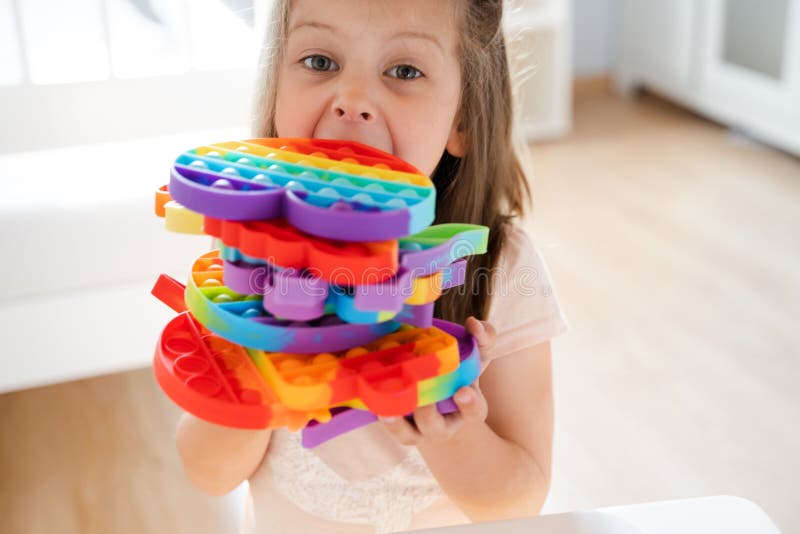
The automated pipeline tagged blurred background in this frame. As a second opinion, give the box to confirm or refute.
[1,0,798,532]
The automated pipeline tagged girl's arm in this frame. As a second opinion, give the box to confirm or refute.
[382,319,554,522]
[422,342,553,521]
[176,413,271,496]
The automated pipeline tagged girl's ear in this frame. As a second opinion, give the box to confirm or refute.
[445,122,466,158]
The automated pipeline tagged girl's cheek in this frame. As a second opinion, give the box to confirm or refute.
[275,84,315,136]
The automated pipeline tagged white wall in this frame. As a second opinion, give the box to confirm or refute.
[572,0,620,76]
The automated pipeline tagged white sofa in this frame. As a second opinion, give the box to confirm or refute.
[0,130,242,393]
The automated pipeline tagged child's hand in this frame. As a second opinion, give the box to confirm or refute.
[380,317,496,445]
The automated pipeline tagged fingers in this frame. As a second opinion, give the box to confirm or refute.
[466,316,496,352]
[381,317,492,447]
[415,404,459,441]
[380,386,488,445]
[381,405,461,445]
[453,385,488,423]
[466,316,497,372]
[380,415,422,446]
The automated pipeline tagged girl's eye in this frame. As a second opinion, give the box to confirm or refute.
[302,55,339,72]
[386,64,424,81]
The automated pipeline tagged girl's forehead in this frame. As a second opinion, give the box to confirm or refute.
[288,0,460,42]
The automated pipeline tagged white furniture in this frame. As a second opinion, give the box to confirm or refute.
[411,496,781,533]
[0,130,242,393]
[505,0,573,140]
[615,0,800,156]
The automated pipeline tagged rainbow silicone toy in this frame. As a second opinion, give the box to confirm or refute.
[168,139,436,241]
[152,138,488,447]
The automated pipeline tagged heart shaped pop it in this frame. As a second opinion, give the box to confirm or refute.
[168,139,436,241]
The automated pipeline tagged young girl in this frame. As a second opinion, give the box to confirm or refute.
[177,0,567,532]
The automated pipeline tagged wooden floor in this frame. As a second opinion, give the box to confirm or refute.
[1,83,798,533]
[531,82,800,531]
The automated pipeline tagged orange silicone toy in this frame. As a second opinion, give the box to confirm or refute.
[203,217,399,285]
[249,324,460,416]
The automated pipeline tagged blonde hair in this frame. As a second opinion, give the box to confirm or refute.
[252,0,532,324]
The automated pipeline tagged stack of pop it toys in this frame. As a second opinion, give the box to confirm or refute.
[151,138,489,447]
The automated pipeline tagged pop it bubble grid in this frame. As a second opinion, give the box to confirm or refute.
[245,138,422,175]
[185,251,400,354]
[246,323,461,417]
[231,139,429,184]
[154,311,332,430]
[169,139,436,241]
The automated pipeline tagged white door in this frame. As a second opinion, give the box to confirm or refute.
[700,0,800,117]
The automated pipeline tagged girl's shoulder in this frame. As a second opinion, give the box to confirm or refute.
[493,222,551,287]
[485,222,568,360]
[498,222,538,270]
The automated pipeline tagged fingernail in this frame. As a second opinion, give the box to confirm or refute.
[381,417,399,423]
[455,390,473,404]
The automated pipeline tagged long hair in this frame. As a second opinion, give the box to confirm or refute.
[252,0,532,324]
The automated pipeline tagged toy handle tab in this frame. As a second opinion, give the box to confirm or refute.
[152,274,187,313]
[301,397,459,448]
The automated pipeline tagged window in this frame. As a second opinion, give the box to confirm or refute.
[0,0,264,153]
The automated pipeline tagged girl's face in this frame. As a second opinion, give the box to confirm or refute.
[275,0,464,177]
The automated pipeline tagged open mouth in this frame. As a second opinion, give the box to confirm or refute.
[315,132,394,158]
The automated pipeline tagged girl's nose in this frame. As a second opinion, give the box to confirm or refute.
[331,88,376,123]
